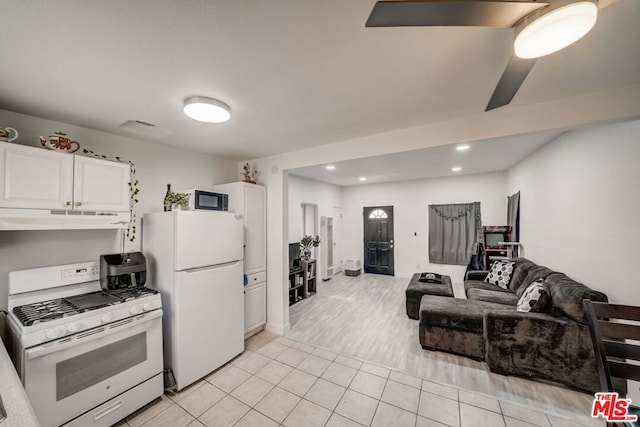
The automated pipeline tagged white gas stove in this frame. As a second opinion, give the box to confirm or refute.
[7,261,164,427]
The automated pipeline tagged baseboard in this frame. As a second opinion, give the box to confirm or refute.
[244,325,265,339]
[265,321,290,336]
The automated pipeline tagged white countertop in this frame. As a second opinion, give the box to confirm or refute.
[0,337,40,427]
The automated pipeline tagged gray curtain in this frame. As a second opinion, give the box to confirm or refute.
[507,191,520,258]
[429,202,481,265]
[507,191,520,241]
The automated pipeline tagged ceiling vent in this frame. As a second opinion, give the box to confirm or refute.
[118,120,171,138]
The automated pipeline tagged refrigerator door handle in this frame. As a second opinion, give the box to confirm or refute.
[182,261,242,273]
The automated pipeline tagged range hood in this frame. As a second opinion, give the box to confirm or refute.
[0,208,130,230]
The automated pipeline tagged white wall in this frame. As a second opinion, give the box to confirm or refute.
[287,174,343,274]
[288,175,342,243]
[507,119,640,304]
[342,172,507,283]
[0,109,238,322]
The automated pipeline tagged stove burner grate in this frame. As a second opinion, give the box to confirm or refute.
[108,286,158,302]
[12,286,159,326]
[12,299,82,326]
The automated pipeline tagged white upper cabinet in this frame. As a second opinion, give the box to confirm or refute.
[0,141,130,212]
[73,156,130,212]
[0,141,74,209]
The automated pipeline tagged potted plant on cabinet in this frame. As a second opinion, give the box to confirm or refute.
[300,235,320,260]
[163,184,190,211]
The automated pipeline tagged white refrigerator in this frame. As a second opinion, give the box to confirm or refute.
[143,210,244,391]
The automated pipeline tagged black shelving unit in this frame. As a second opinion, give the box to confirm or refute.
[301,259,317,297]
[288,268,305,306]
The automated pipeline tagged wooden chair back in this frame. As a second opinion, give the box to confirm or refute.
[583,299,640,393]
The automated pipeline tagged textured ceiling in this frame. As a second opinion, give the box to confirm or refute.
[0,0,638,160]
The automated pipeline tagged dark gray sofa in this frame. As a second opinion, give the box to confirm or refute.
[419,257,608,392]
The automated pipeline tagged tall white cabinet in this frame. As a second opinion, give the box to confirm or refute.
[214,182,266,337]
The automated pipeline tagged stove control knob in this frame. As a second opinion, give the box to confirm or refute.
[67,323,80,333]
[46,329,62,340]
[142,302,154,312]
[101,313,114,324]
[130,305,143,315]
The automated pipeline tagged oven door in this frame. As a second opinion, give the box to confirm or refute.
[23,310,162,427]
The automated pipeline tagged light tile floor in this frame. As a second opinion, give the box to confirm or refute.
[117,331,604,427]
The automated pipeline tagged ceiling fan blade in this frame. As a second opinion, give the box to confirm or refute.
[485,55,537,111]
[366,1,548,28]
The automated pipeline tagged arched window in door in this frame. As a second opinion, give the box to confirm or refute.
[368,209,388,219]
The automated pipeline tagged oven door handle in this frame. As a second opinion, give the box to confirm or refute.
[25,310,163,361]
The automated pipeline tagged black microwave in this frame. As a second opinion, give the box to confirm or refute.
[181,189,229,211]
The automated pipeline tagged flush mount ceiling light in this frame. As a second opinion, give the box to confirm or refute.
[183,96,231,123]
[451,166,462,172]
[326,165,336,171]
[365,0,601,110]
[514,1,598,59]
[359,177,367,182]
[456,144,470,152]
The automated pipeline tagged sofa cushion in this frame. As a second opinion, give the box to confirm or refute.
[467,288,519,306]
[516,265,555,297]
[464,280,512,296]
[485,260,515,289]
[516,280,550,312]
[509,258,537,294]
[544,272,608,323]
[465,270,489,281]
[419,295,515,334]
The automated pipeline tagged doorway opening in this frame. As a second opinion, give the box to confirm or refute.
[301,203,318,259]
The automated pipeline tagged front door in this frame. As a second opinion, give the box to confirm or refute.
[363,206,394,275]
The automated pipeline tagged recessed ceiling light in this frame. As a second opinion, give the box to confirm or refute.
[514,1,598,59]
[326,165,336,171]
[183,96,231,123]
[456,144,470,152]
[451,167,462,172]
[359,177,367,182]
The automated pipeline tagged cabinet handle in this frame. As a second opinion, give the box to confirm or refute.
[75,201,82,207]
[65,201,72,206]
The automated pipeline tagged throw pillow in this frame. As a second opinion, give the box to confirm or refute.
[517,279,550,312]
[484,260,515,289]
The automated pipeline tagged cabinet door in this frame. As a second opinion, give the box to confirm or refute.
[73,156,130,212]
[243,184,266,274]
[0,142,74,209]
[244,281,266,333]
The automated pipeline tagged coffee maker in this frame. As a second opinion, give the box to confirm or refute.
[100,252,147,291]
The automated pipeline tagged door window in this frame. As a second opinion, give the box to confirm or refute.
[368,209,388,219]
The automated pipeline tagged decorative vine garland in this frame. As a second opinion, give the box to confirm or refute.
[430,204,475,221]
[82,149,140,241]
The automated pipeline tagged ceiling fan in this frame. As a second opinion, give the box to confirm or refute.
[366,0,601,111]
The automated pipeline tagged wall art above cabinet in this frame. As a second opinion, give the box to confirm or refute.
[0,141,130,230]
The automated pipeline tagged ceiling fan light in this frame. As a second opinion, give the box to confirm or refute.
[514,1,597,59]
[183,96,231,123]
